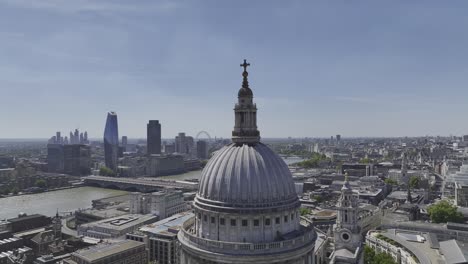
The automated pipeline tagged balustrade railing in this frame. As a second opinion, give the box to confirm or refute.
[179,217,315,255]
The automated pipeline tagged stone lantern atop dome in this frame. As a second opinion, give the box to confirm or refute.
[232,59,260,144]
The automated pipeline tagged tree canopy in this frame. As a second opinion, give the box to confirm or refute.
[299,207,311,216]
[409,176,420,189]
[384,178,398,186]
[99,166,116,177]
[35,179,47,188]
[428,200,463,223]
[360,157,372,164]
[364,245,397,264]
[293,153,329,168]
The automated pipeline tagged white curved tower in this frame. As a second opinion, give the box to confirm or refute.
[178,60,315,264]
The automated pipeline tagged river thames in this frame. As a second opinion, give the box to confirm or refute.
[0,157,304,219]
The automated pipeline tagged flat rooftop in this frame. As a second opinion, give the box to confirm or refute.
[73,240,144,262]
[373,229,444,264]
[80,214,157,231]
[76,207,129,219]
[139,212,194,235]
[440,239,468,264]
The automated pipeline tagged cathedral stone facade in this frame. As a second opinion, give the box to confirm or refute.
[178,61,316,264]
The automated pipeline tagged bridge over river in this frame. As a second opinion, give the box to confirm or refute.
[83,176,199,192]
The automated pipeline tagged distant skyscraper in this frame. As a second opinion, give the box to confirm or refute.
[84,131,88,143]
[56,132,61,144]
[122,136,128,152]
[336,134,341,142]
[74,129,79,144]
[175,133,187,154]
[196,140,208,159]
[104,112,119,171]
[147,120,161,155]
[80,132,84,144]
[70,132,74,144]
[186,136,194,156]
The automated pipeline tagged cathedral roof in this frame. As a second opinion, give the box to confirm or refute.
[197,142,298,208]
[238,87,253,97]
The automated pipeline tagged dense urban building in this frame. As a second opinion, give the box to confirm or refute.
[196,140,208,159]
[127,212,194,264]
[129,190,186,218]
[147,120,161,155]
[104,111,119,171]
[63,144,91,176]
[63,240,147,264]
[46,144,64,173]
[163,143,175,154]
[146,154,185,176]
[121,136,128,152]
[77,214,157,239]
[175,133,194,156]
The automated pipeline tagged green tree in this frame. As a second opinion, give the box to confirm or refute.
[428,200,463,223]
[99,166,116,177]
[300,207,311,216]
[409,176,420,189]
[312,195,323,203]
[1,187,10,195]
[11,187,19,195]
[200,160,209,168]
[384,178,398,186]
[35,179,47,188]
[373,252,397,264]
[360,157,371,164]
[364,246,375,264]
[293,153,330,168]
[364,245,397,264]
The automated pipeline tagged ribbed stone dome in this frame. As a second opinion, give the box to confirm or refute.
[197,143,298,207]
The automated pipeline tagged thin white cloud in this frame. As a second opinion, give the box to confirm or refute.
[0,0,180,14]
[334,96,376,104]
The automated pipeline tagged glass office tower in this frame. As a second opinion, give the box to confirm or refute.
[104,112,119,171]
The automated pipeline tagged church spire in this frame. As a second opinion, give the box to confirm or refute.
[232,59,260,145]
[240,59,250,89]
[342,171,351,190]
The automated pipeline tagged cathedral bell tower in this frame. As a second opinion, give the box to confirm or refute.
[232,59,260,145]
[334,173,361,252]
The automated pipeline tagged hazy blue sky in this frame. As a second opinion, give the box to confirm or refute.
[1,0,468,139]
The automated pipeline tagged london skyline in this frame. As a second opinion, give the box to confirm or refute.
[2,0,468,138]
